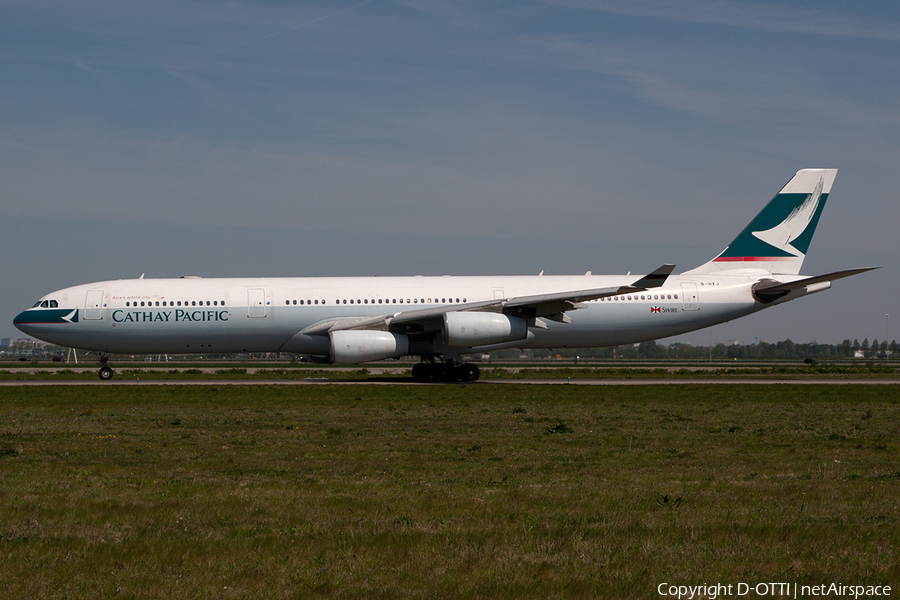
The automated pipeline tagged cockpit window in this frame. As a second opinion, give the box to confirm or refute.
[50,300,58,308]
[40,301,49,308]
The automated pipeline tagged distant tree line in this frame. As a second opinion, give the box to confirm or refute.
[493,338,898,361]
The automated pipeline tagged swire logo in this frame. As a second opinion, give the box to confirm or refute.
[651,306,661,313]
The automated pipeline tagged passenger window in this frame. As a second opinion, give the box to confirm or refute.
[674,294,678,299]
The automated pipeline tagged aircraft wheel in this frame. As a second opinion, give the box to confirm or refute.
[433,364,452,382]
[411,363,431,382]
[99,366,114,381]
[462,363,481,382]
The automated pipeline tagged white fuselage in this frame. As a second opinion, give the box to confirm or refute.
[14,271,793,359]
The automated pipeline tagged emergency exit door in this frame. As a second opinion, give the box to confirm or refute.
[681,283,700,311]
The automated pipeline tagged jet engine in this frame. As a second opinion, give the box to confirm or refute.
[443,312,528,347]
[330,330,409,363]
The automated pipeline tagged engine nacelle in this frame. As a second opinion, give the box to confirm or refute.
[443,312,528,347]
[330,330,409,363]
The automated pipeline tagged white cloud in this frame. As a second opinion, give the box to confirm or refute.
[545,0,900,41]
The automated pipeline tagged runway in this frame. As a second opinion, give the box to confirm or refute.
[2,378,899,386]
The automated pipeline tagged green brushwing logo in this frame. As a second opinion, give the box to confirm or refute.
[716,176,827,260]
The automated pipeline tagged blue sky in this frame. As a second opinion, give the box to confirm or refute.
[2,0,898,346]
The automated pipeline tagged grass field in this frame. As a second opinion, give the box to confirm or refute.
[1,384,898,598]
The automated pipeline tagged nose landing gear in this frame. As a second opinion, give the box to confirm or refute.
[98,353,114,381]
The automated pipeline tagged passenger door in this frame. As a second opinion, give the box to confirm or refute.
[84,289,105,320]
[248,288,267,318]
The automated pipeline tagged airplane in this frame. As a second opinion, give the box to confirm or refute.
[14,168,875,382]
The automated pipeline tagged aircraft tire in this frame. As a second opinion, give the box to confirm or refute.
[462,363,480,381]
[411,363,431,382]
[98,366,114,381]
[432,364,450,381]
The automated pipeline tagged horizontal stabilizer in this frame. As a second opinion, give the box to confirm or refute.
[753,267,878,303]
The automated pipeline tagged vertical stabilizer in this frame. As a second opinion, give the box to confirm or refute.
[685,168,837,275]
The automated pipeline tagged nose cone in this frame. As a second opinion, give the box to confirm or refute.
[14,306,80,342]
[13,309,38,336]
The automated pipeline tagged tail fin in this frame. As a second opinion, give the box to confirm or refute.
[685,168,837,276]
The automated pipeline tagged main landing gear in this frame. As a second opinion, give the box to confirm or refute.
[98,353,114,381]
[411,358,481,382]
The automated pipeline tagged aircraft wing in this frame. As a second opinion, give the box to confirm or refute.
[500,263,675,323]
[753,267,878,302]
[302,264,675,335]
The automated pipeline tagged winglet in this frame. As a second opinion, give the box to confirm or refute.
[628,264,675,290]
